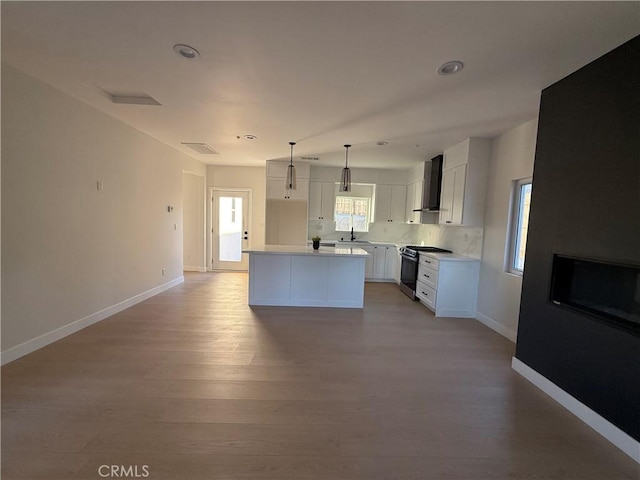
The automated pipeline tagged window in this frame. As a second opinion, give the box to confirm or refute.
[335,196,370,232]
[507,177,532,275]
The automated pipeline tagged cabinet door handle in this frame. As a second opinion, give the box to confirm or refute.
[446,221,452,224]
[423,274,429,278]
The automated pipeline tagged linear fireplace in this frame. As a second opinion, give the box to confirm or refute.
[550,253,640,335]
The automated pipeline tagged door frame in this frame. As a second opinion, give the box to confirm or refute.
[208,187,253,271]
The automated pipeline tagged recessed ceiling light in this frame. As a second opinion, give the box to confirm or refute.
[376,141,389,146]
[438,60,464,76]
[244,134,258,140]
[173,44,200,60]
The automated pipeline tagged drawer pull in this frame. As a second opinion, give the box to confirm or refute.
[423,274,430,278]
[421,291,428,296]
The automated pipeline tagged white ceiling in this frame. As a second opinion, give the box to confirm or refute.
[2,1,638,169]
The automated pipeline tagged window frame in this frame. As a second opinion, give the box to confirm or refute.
[506,177,533,276]
[334,195,371,233]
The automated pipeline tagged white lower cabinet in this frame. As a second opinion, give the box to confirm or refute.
[372,244,396,280]
[335,243,396,282]
[416,253,480,318]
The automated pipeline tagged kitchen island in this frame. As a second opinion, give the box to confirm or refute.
[243,245,369,308]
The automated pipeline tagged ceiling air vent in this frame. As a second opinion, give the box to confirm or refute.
[300,156,320,161]
[110,94,161,106]
[181,142,220,155]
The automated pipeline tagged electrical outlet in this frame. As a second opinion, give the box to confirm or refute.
[161,268,166,276]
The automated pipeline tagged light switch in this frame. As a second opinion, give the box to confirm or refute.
[97,181,103,191]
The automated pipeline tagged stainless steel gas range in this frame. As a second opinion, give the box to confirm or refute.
[399,245,452,299]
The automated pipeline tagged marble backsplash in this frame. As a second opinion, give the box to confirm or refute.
[308,220,484,259]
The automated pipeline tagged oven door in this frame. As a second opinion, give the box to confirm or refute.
[399,254,419,300]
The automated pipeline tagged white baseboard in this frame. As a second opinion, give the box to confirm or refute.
[512,357,640,464]
[475,312,517,342]
[1,276,185,365]
[183,265,207,272]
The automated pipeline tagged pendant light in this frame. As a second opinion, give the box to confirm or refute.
[340,144,352,192]
[285,141,297,192]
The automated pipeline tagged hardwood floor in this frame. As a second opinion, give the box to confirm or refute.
[2,272,638,479]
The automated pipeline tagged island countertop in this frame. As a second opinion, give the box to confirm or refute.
[243,245,369,257]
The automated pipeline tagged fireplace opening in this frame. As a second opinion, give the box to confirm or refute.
[550,254,640,335]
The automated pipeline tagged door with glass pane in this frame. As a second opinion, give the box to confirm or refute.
[211,190,250,271]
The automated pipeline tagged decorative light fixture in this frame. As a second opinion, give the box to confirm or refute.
[285,142,297,192]
[340,144,352,192]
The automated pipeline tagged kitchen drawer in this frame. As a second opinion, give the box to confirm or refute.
[418,264,438,289]
[416,281,436,311]
[419,254,439,271]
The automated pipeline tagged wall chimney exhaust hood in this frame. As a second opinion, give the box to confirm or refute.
[413,154,444,213]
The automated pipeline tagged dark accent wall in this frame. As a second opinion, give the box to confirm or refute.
[516,36,640,441]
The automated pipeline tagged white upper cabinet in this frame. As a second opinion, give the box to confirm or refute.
[439,164,466,225]
[266,160,310,201]
[308,181,336,220]
[267,161,310,179]
[406,180,424,224]
[267,177,309,200]
[439,138,490,227]
[375,184,407,223]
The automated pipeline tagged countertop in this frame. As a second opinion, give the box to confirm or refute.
[308,241,399,247]
[243,245,369,257]
[419,251,479,262]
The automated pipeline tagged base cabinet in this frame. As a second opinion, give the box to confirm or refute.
[248,252,366,308]
[416,253,480,317]
[335,242,396,282]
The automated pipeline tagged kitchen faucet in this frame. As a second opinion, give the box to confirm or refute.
[350,227,356,241]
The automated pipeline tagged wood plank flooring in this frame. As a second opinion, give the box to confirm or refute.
[2,272,638,479]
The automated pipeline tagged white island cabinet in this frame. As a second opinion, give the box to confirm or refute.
[244,246,369,308]
[416,252,480,317]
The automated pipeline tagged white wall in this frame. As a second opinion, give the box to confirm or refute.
[1,64,205,361]
[207,166,266,266]
[476,118,538,341]
[182,172,206,271]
